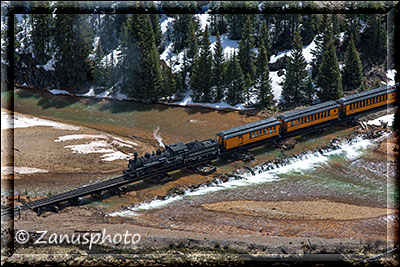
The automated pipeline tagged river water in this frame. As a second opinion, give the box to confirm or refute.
[4,89,262,145]
[5,89,397,232]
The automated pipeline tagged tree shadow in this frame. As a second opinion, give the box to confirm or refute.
[37,95,79,109]
[97,99,169,114]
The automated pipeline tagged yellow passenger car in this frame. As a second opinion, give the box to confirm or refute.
[216,118,280,150]
[336,85,397,116]
[278,101,340,133]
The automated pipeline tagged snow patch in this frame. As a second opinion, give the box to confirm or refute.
[101,151,131,161]
[56,133,136,161]
[270,70,285,102]
[169,90,252,111]
[1,110,80,131]
[367,114,394,127]
[196,14,210,31]
[48,89,71,95]
[386,69,396,86]
[54,134,108,142]
[160,15,175,34]
[36,56,56,71]
[1,166,49,175]
[64,140,115,154]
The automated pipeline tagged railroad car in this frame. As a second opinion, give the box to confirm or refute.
[277,101,340,134]
[216,117,280,150]
[336,85,397,116]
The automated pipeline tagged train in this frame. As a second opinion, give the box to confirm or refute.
[125,84,397,178]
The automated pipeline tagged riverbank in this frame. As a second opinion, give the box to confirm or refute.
[2,103,398,265]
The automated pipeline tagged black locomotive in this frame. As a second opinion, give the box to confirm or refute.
[124,139,219,178]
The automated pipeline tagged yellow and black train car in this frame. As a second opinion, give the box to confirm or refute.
[336,85,397,116]
[216,118,280,150]
[277,101,340,134]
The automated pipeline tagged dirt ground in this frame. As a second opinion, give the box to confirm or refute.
[2,107,399,265]
[201,200,397,221]
[1,109,155,176]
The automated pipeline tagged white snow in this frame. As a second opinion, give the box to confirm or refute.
[209,34,240,58]
[48,89,71,95]
[1,166,49,175]
[367,114,394,127]
[1,110,80,131]
[269,38,317,66]
[160,15,175,34]
[386,69,396,86]
[54,134,108,142]
[169,90,252,111]
[100,46,121,67]
[196,14,210,31]
[36,56,56,71]
[64,140,115,154]
[56,133,136,161]
[111,136,137,147]
[101,151,131,161]
[75,84,132,101]
[270,70,285,102]
[160,43,185,73]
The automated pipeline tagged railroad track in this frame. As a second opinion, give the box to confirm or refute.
[1,157,218,218]
[1,104,393,219]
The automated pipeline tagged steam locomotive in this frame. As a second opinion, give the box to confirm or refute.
[124,139,219,178]
[124,84,397,179]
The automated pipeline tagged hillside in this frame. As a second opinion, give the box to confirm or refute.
[1,1,396,111]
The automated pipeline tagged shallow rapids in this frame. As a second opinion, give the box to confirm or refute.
[108,132,391,217]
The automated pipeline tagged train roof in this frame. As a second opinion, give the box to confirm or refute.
[336,85,397,105]
[166,142,187,153]
[216,117,280,139]
[277,101,340,122]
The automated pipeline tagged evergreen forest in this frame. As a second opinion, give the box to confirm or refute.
[1,1,395,110]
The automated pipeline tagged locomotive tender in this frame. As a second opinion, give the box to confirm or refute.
[125,84,397,178]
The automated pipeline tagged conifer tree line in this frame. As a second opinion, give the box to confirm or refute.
[4,1,389,108]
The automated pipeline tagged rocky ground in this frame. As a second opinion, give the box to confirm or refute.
[1,107,399,266]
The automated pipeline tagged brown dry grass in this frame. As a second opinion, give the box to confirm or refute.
[201,200,397,220]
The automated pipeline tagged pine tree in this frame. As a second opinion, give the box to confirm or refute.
[311,15,330,79]
[255,40,273,107]
[316,26,343,102]
[191,26,212,102]
[186,17,199,60]
[149,2,162,50]
[30,11,54,65]
[281,28,309,105]
[212,30,225,102]
[162,58,176,101]
[258,21,271,60]
[54,15,94,94]
[238,15,256,80]
[174,70,186,100]
[129,14,162,101]
[303,76,315,104]
[225,52,245,106]
[344,14,361,47]
[342,34,363,91]
[361,14,387,66]
[93,39,108,87]
[225,13,246,40]
[358,77,368,92]
[172,14,199,51]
